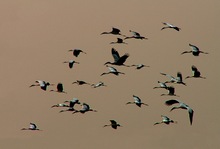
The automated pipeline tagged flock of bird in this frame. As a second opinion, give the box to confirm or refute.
[22,22,208,131]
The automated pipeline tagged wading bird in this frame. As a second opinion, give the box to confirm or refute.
[126,95,148,107]
[154,115,177,125]
[59,98,81,113]
[72,103,97,114]
[101,65,125,76]
[124,30,148,40]
[103,120,122,129]
[181,44,208,56]
[161,22,181,31]
[50,83,67,93]
[101,27,125,36]
[21,123,41,131]
[63,60,79,69]
[30,80,53,91]
[104,48,130,67]
[161,86,179,97]
[131,64,149,70]
[72,80,91,85]
[91,81,107,88]
[160,72,186,86]
[153,81,168,89]
[185,65,206,79]
[68,49,86,57]
[165,99,194,125]
[110,38,127,44]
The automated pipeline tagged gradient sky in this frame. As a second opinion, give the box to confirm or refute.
[0,1,219,149]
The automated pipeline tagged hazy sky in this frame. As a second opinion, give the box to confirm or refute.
[0,1,219,149]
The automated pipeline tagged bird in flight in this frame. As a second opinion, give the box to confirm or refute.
[68,49,86,57]
[104,48,130,67]
[101,65,125,76]
[126,95,148,107]
[91,81,107,88]
[185,65,206,79]
[29,80,53,91]
[101,27,125,36]
[59,98,81,113]
[103,120,122,129]
[63,60,79,69]
[181,44,208,56]
[72,103,97,114]
[50,83,67,94]
[161,22,181,31]
[165,99,194,125]
[153,81,168,89]
[124,30,148,40]
[72,80,91,85]
[160,72,186,86]
[161,86,179,97]
[154,115,177,125]
[21,123,42,131]
[110,38,127,44]
[131,64,149,70]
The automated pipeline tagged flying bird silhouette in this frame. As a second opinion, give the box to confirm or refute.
[131,64,149,70]
[181,44,208,56]
[50,83,67,94]
[185,65,206,79]
[153,81,168,89]
[72,80,91,85]
[126,95,148,107]
[63,60,79,69]
[104,48,130,67]
[30,80,53,91]
[161,86,179,97]
[161,22,181,31]
[103,120,122,129]
[110,38,127,44]
[165,99,194,125]
[59,98,81,113]
[101,65,125,76]
[101,27,125,36]
[21,123,41,131]
[124,30,148,40]
[72,103,97,114]
[160,72,186,86]
[68,49,86,57]
[154,115,177,125]
[91,81,107,88]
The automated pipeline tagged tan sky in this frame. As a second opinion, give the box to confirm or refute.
[0,1,219,148]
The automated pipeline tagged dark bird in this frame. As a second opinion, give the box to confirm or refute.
[160,72,186,86]
[72,80,91,85]
[126,95,148,107]
[101,27,125,36]
[21,123,41,131]
[91,81,107,88]
[104,48,130,67]
[165,99,194,125]
[185,65,206,79]
[154,115,177,125]
[72,103,97,114]
[103,120,122,129]
[181,44,208,56]
[68,49,86,57]
[29,80,53,91]
[161,22,181,31]
[63,60,79,69]
[50,83,67,93]
[153,81,168,89]
[59,98,81,113]
[110,38,127,44]
[101,65,125,76]
[131,64,149,70]
[161,86,179,97]
[124,30,148,40]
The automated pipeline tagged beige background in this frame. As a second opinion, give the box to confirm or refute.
[0,0,219,148]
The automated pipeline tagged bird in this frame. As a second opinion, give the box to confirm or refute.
[181,44,209,56]
[63,60,79,69]
[101,65,125,76]
[101,27,125,36]
[50,83,67,93]
[21,123,41,131]
[161,86,179,97]
[165,99,194,125]
[103,120,122,129]
[91,81,107,88]
[72,80,91,85]
[153,81,168,89]
[51,103,69,108]
[160,72,186,86]
[110,38,127,44]
[126,95,148,107]
[59,98,81,113]
[154,115,177,125]
[29,80,53,91]
[104,48,130,67]
[131,64,149,70]
[68,49,86,57]
[185,65,206,79]
[72,103,97,114]
[161,22,181,31]
[124,30,148,40]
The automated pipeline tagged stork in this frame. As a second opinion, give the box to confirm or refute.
[124,30,148,40]
[126,95,148,107]
[154,115,177,125]
[50,83,67,93]
[161,22,181,31]
[101,65,125,76]
[103,120,122,129]
[72,103,97,114]
[160,72,186,86]
[181,44,208,56]
[21,123,41,131]
[68,49,86,57]
[29,80,53,91]
[63,60,79,69]
[185,65,206,79]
